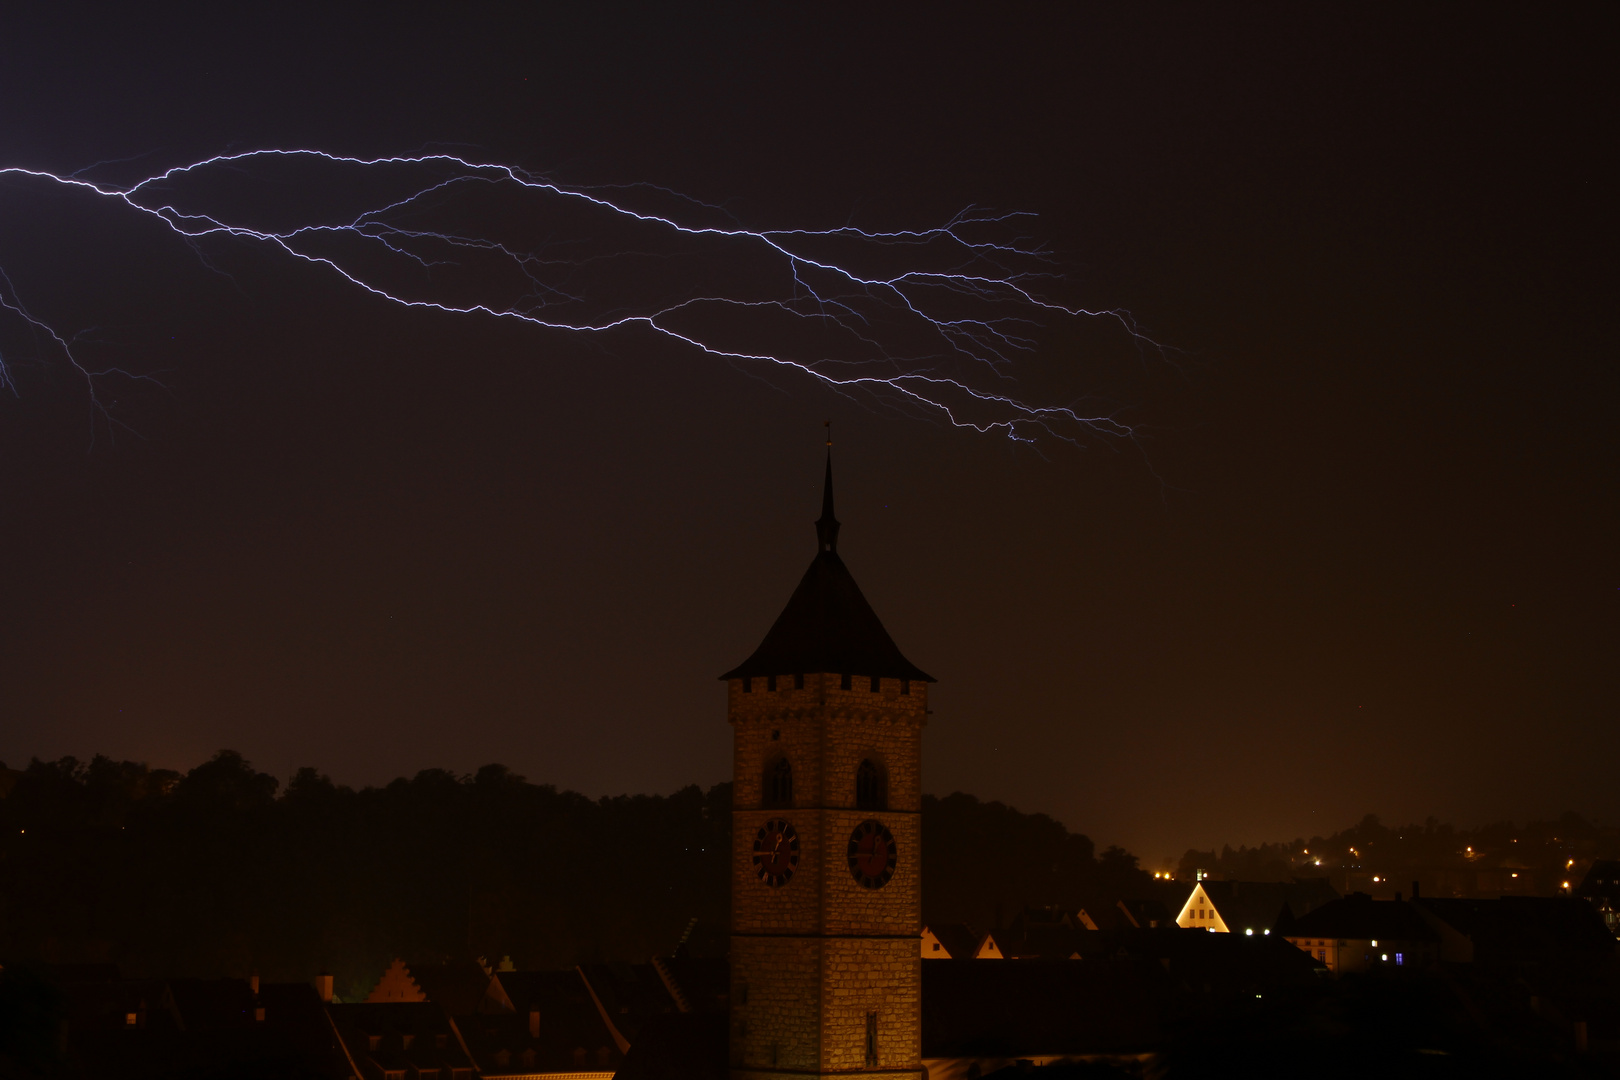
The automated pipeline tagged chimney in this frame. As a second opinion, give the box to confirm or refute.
[1412,880,1420,899]
[315,973,334,1003]
[529,1009,541,1039]
[1395,891,1403,902]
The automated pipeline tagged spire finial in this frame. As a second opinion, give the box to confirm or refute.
[816,423,840,553]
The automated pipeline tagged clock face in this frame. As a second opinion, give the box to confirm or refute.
[847,819,897,889]
[753,818,800,887]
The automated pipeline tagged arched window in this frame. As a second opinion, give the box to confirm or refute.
[764,757,793,807]
[856,759,886,811]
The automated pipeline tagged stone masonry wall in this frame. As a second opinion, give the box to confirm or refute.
[730,672,926,1078]
[820,938,921,1072]
[730,935,821,1070]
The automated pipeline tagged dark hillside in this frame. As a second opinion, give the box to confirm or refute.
[0,753,1145,996]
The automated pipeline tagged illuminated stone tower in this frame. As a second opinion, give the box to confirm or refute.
[723,452,933,1080]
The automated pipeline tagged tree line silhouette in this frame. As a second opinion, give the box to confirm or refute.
[0,752,1157,998]
[1176,811,1620,897]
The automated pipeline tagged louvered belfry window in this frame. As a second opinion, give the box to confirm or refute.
[856,759,885,811]
[765,757,793,807]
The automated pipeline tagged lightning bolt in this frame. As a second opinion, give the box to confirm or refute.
[0,149,1161,446]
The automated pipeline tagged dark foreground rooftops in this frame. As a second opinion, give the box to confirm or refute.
[326,1001,477,1078]
[1194,877,1340,935]
[1283,892,1439,944]
[1417,895,1618,958]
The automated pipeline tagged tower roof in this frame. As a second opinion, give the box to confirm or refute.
[720,452,934,683]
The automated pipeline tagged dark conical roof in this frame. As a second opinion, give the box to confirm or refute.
[720,452,934,683]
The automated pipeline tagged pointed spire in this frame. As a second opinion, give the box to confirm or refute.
[720,423,934,683]
[816,424,840,553]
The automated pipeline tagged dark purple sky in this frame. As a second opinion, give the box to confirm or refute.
[0,5,1614,864]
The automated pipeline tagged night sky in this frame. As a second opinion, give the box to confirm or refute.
[0,5,1614,864]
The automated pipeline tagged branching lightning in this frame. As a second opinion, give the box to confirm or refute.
[0,149,1161,445]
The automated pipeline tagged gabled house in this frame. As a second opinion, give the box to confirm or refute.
[364,958,510,1017]
[919,958,1165,1074]
[996,908,1086,960]
[408,961,508,1017]
[459,970,622,1078]
[324,1000,480,1080]
[1280,892,1439,974]
[1175,878,1339,936]
[1079,899,1172,931]
[1118,897,1172,929]
[1075,904,1132,932]
[1575,859,1620,937]
[653,956,729,1014]
[1414,893,1619,964]
[365,959,427,1003]
[921,924,981,960]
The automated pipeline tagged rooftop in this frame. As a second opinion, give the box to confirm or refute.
[721,452,933,683]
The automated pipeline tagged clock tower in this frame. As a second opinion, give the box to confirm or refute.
[723,451,932,1080]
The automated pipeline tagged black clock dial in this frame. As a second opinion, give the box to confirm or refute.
[847,819,897,889]
[753,818,800,887]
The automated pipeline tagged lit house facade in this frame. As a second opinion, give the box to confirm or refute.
[1174,883,1230,933]
[1174,878,1340,937]
[1280,893,1439,974]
